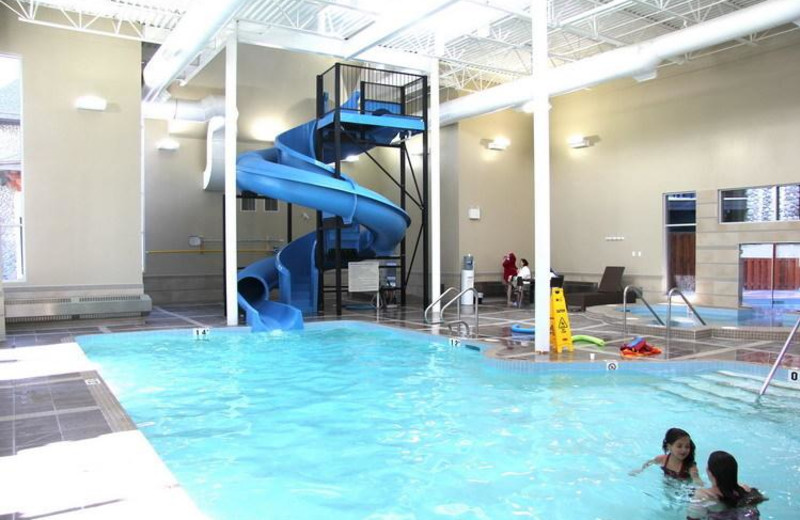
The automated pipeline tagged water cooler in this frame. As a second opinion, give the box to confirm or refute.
[460,254,475,305]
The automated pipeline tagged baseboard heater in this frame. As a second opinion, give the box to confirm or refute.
[5,294,152,323]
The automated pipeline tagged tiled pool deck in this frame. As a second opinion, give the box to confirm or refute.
[1,298,797,519]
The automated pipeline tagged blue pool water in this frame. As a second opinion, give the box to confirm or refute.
[620,304,800,328]
[78,323,800,520]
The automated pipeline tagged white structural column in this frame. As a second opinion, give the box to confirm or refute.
[532,1,551,353]
[225,31,239,326]
[429,59,442,313]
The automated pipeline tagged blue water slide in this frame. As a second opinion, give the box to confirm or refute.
[236,101,417,331]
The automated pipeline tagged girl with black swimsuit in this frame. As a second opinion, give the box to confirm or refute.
[630,427,704,486]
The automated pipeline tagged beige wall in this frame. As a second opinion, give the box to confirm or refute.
[0,10,143,298]
[455,110,533,285]
[439,124,460,290]
[437,109,534,288]
[549,37,800,305]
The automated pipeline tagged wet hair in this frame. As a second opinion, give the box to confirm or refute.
[708,451,766,509]
[520,258,529,266]
[662,427,696,473]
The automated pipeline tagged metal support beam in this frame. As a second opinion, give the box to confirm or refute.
[532,0,551,354]
[427,64,438,310]
[224,30,239,326]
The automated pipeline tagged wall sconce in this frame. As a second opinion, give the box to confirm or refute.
[633,69,658,82]
[74,95,107,111]
[156,137,180,151]
[567,135,592,149]
[483,136,510,151]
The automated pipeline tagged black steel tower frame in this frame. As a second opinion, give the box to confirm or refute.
[313,63,429,316]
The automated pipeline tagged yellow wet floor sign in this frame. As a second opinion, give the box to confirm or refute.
[549,287,574,353]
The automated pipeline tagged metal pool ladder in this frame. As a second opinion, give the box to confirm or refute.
[424,287,480,336]
[623,285,665,335]
[665,287,706,351]
[424,287,457,324]
[758,312,800,396]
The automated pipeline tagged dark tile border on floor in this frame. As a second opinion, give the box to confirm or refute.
[1,371,136,457]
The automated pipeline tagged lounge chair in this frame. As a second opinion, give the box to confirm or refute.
[565,266,635,311]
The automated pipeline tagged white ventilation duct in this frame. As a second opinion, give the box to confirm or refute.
[203,116,226,191]
[440,0,800,125]
[142,0,248,101]
[143,96,227,192]
[142,95,226,121]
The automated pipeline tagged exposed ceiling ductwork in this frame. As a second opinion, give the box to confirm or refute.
[142,0,248,102]
[142,96,226,121]
[439,0,800,125]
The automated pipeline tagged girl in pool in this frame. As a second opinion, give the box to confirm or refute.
[686,451,766,519]
[631,427,704,486]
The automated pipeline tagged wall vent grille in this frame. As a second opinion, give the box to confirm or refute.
[5,294,152,322]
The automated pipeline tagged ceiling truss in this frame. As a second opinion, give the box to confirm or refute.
[1,0,796,93]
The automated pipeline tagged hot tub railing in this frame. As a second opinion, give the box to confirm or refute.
[758,313,800,396]
[623,285,665,336]
[666,287,707,352]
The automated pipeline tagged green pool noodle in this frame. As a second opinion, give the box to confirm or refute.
[572,334,605,347]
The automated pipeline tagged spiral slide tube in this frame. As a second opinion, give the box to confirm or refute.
[236,109,413,331]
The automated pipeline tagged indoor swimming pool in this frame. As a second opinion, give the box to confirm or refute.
[619,303,800,328]
[77,323,800,520]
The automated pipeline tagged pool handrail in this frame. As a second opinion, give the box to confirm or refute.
[623,285,665,335]
[666,287,706,352]
[758,312,800,396]
[424,287,458,324]
[447,320,471,336]
[439,287,480,335]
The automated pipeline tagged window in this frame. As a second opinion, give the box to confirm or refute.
[264,197,278,212]
[720,184,800,223]
[665,192,696,293]
[740,243,800,310]
[240,196,256,212]
[0,55,24,281]
[241,194,278,212]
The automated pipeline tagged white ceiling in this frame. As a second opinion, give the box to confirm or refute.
[3,0,798,93]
